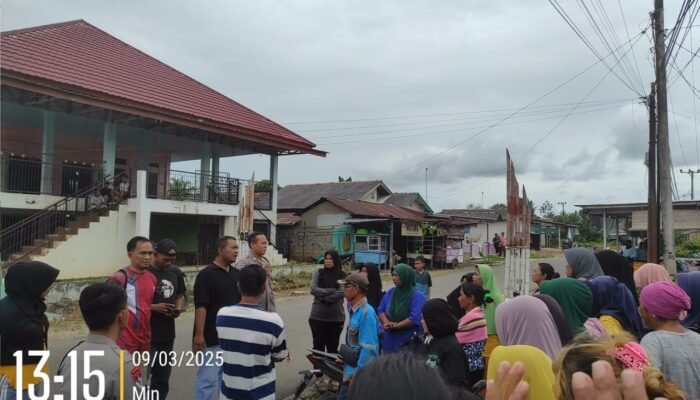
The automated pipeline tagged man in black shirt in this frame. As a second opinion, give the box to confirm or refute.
[192,235,241,400]
[148,239,186,399]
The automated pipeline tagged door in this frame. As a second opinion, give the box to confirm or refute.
[197,223,221,265]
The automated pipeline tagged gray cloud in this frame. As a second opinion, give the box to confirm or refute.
[3,0,695,212]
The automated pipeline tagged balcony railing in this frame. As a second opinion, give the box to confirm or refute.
[132,169,241,205]
[0,155,103,196]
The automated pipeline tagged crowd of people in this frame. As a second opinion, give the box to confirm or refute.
[2,239,700,400]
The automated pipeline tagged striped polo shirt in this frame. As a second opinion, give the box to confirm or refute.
[216,303,288,400]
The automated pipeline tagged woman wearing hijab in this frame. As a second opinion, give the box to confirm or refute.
[486,345,556,400]
[563,248,604,280]
[534,294,575,346]
[678,271,700,331]
[595,249,638,304]
[640,281,700,400]
[421,299,471,390]
[495,295,562,360]
[474,264,504,365]
[359,262,383,309]
[539,278,593,334]
[633,263,672,290]
[308,249,347,353]
[456,283,488,384]
[0,261,59,398]
[377,263,427,352]
[584,276,643,338]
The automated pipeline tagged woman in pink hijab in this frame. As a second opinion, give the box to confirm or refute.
[633,263,671,290]
[639,281,700,400]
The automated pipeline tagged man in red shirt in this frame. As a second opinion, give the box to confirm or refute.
[107,236,157,353]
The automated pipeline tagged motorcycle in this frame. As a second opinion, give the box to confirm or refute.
[293,349,344,400]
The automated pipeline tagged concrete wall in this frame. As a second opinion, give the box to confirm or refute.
[279,225,334,262]
[0,192,65,209]
[299,202,349,228]
[466,221,507,243]
[32,205,135,279]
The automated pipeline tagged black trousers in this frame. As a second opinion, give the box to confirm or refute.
[308,319,344,354]
[149,340,174,399]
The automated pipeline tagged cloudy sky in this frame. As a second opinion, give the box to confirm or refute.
[3,1,699,213]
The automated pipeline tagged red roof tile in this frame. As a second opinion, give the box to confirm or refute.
[1,20,322,155]
[277,213,302,226]
[324,198,426,221]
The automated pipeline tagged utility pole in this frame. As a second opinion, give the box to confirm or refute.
[680,169,700,199]
[647,83,659,263]
[653,0,676,279]
[557,201,567,215]
[425,168,428,204]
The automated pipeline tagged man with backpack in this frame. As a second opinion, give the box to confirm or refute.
[107,236,157,353]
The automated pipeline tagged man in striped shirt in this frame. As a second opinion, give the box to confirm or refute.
[217,264,288,400]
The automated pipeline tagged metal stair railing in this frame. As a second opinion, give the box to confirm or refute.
[0,171,128,267]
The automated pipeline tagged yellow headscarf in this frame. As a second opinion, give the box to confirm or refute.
[487,345,556,400]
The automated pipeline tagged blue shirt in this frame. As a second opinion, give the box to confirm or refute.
[377,288,427,352]
[342,298,380,380]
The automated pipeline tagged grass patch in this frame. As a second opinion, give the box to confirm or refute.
[531,248,564,259]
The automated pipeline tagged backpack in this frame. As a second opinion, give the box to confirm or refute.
[107,268,129,290]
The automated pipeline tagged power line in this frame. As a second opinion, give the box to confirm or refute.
[310,100,632,141]
[301,98,633,135]
[549,0,647,96]
[379,28,647,181]
[430,26,646,199]
[316,103,627,146]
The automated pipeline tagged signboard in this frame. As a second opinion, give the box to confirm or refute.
[401,222,422,237]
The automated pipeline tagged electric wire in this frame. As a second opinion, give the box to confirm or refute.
[379,28,648,182]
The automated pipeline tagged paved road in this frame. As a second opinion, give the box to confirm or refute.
[47,257,565,399]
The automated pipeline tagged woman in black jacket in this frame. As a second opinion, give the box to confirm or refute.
[0,261,59,397]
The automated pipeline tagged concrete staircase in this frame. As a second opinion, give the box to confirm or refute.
[4,210,110,267]
[265,245,288,266]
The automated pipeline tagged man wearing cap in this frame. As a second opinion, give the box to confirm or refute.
[336,273,381,400]
[148,239,186,399]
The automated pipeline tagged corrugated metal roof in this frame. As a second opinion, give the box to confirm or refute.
[325,198,425,221]
[383,192,434,214]
[277,213,301,226]
[440,208,506,221]
[278,181,389,211]
[1,20,321,155]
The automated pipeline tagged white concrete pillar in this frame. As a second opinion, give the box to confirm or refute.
[603,209,608,249]
[103,117,117,181]
[135,170,150,236]
[41,111,55,194]
[269,154,279,245]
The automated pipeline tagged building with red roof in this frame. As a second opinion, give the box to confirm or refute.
[0,20,323,277]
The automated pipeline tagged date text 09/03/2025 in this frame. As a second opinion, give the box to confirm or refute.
[12,349,222,400]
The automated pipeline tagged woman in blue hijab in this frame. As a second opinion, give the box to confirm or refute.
[584,276,643,338]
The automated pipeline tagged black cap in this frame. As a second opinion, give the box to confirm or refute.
[154,239,177,256]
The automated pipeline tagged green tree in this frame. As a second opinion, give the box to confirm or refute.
[490,203,506,209]
[338,176,353,182]
[254,179,281,192]
[465,202,481,209]
[539,200,555,218]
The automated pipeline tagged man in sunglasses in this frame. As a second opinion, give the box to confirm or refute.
[336,273,381,400]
